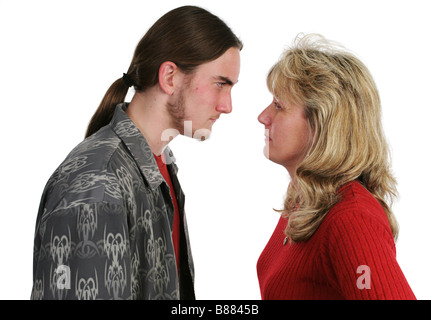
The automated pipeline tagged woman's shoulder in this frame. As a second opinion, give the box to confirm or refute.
[320,180,393,239]
[332,180,385,215]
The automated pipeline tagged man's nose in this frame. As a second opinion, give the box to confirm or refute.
[216,93,233,114]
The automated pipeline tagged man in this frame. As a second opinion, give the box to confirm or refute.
[31,5,242,300]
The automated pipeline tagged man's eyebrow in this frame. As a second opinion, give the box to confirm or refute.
[214,76,237,86]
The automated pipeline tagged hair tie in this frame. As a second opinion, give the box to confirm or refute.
[122,73,134,88]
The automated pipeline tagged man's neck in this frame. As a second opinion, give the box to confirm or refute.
[125,89,178,156]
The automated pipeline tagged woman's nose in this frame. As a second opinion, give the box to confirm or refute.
[258,105,271,126]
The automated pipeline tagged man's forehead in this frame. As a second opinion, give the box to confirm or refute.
[196,48,240,82]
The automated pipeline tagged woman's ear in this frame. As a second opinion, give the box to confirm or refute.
[158,61,179,95]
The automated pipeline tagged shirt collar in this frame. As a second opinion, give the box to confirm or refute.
[110,103,177,190]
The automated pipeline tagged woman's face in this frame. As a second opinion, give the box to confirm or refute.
[258,97,312,176]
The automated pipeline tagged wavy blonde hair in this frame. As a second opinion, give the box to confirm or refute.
[267,34,398,242]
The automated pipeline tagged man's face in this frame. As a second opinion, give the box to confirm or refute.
[168,47,241,140]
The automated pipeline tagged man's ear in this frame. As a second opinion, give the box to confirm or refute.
[158,61,179,95]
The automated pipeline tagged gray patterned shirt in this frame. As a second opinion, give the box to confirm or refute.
[31,103,195,300]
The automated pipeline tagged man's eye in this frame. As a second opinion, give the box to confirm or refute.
[217,82,225,88]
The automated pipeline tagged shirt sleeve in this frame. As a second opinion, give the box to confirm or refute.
[321,208,416,300]
[31,201,132,300]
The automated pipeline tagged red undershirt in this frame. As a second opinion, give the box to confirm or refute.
[153,153,180,274]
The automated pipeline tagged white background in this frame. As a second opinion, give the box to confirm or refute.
[1,0,430,300]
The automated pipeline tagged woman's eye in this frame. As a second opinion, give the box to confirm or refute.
[274,101,282,109]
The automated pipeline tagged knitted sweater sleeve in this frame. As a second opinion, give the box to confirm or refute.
[320,206,416,300]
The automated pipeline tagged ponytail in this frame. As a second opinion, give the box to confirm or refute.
[85,77,129,138]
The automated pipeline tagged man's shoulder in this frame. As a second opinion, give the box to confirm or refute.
[67,126,121,160]
[55,127,124,181]
[41,127,127,210]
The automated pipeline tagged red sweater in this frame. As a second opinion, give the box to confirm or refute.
[257,181,416,300]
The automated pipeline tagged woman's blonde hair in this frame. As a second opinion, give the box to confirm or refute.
[267,34,398,242]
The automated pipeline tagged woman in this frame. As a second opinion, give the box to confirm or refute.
[256,34,415,300]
